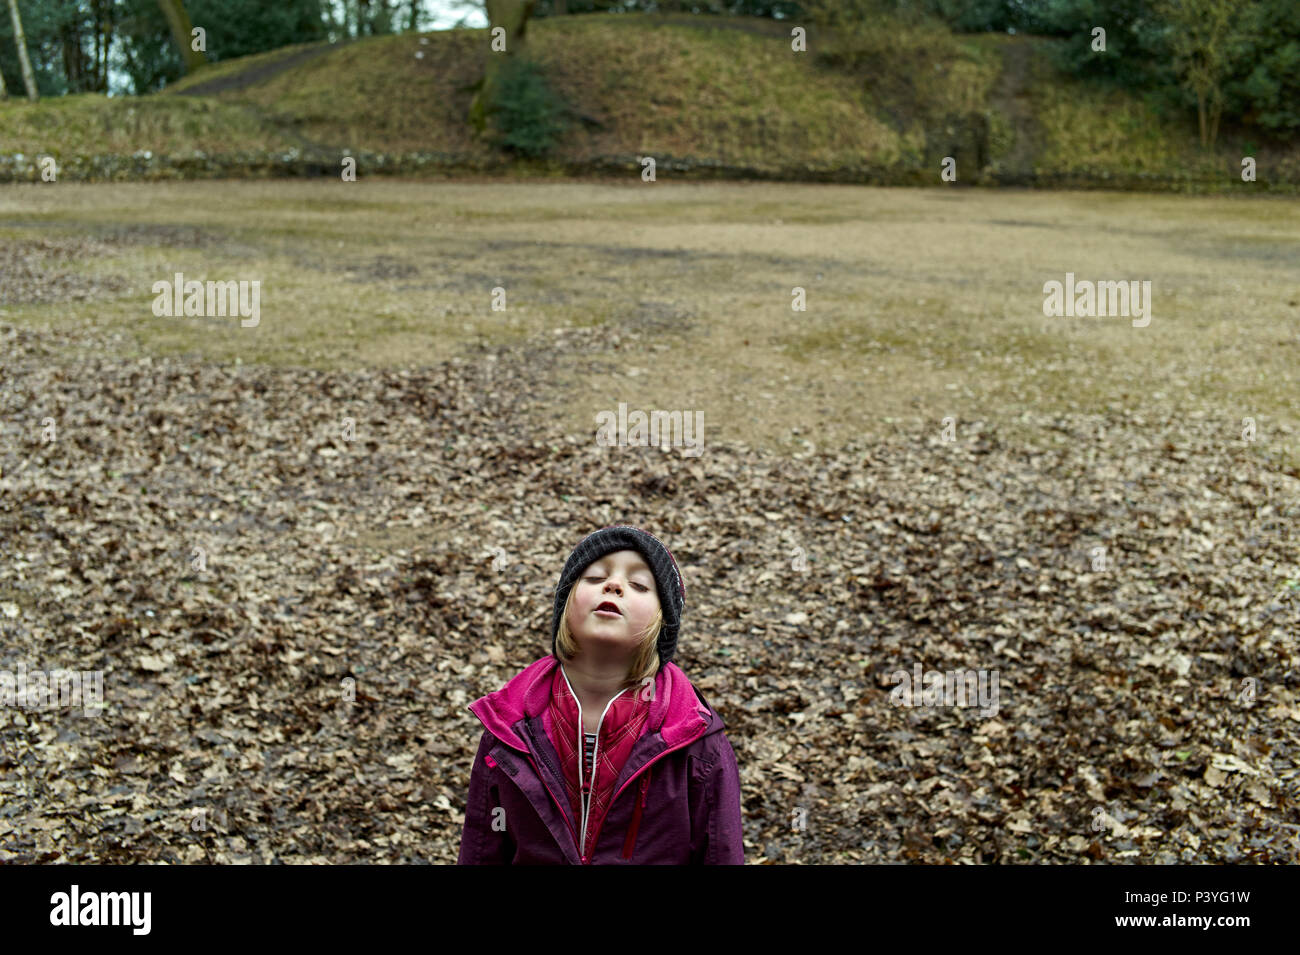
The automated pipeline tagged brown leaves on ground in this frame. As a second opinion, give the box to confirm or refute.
[0,238,131,307]
[1,319,1298,864]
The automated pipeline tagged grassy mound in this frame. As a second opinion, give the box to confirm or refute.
[0,12,1294,190]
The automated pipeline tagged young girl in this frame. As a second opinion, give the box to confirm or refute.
[458,524,744,865]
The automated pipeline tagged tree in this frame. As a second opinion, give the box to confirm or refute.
[156,0,208,74]
[8,0,38,100]
[1225,0,1300,136]
[114,0,328,93]
[355,0,398,35]
[1031,0,1174,94]
[56,0,115,93]
[0,0,74,96]
[189,0,326,61]
[468,0,538,133]
[1156,0,1248,147]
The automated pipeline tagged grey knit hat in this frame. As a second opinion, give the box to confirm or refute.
[551,525,686,667]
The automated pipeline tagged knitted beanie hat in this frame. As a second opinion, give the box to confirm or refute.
[551,525,686,667]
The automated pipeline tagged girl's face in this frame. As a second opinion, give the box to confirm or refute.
[566,550,660,650]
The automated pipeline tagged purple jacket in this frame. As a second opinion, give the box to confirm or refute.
[458,654,744,865]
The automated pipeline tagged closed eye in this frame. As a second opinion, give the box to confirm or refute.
[585,576,649,591]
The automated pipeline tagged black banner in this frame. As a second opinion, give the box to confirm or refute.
[0,863,1274,940]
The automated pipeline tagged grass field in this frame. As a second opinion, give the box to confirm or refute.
[3,179,1297,469]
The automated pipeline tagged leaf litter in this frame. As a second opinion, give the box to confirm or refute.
[0,316,1298,864]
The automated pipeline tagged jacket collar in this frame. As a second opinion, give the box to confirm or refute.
[468,654,720,754]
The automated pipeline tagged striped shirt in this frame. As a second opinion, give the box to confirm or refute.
[583,732,598,784]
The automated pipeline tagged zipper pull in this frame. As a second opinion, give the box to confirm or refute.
[622,769,652,860]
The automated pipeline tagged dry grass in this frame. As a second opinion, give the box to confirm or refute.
[0,94,289,157]
[2,179,1297,469]
[164,17,901,166]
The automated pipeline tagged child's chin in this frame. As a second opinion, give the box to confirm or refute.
[574,629,636,646]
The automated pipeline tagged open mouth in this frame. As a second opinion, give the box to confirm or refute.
[594,602,622,617]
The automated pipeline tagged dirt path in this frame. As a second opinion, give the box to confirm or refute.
[174,40,354,99]
[169,40,361,156]
[989,38,1039,182]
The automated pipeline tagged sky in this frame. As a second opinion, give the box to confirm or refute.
[423,1,489,29]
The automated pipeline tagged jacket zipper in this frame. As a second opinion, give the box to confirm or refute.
[584,719,709,864]
[560,667,630,862]
[578,690,627,860]
[513,671,712,864]
[621,768,653,859]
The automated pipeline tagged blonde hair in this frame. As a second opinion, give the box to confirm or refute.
[555,585,663,692]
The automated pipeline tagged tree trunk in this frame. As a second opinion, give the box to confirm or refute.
[468,0,537,133]
[61,22,86,92]
[156,0,208,75]
[95,3,107,92]
[555,0,566,14]
[0,57,7,98]
[8,0,39,101]
[102,2,112,91]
